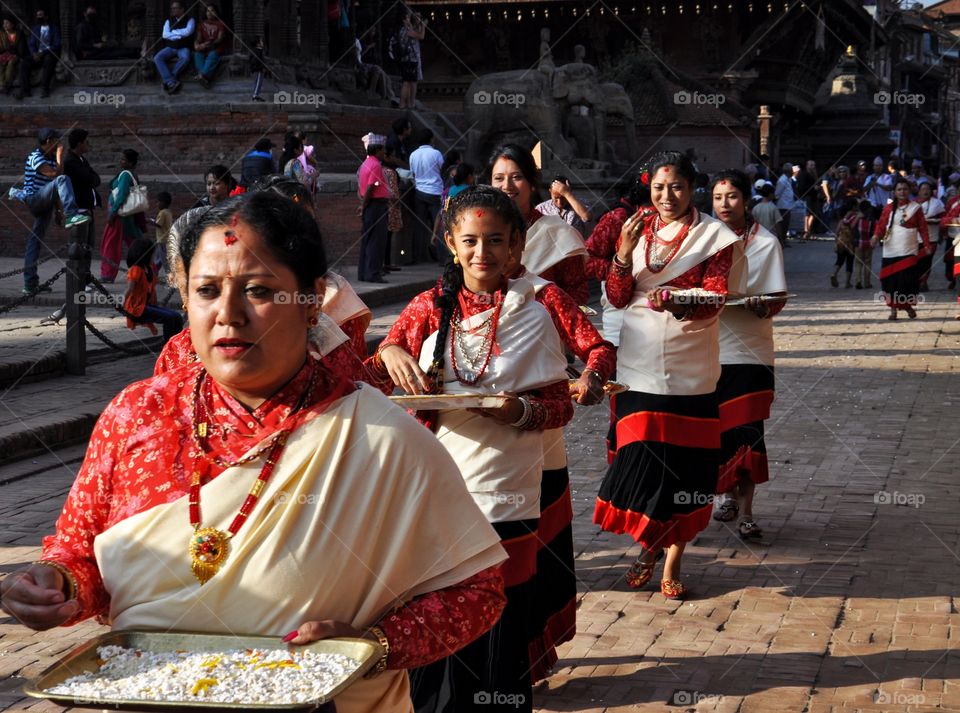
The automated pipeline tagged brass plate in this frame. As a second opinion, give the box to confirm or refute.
[23,630,382,711]
[568,380,628,397]
[389,394,510,410]
[725,294,797,307]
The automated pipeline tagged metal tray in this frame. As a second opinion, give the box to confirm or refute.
[664,289,726,306]
[23,630,382,712]
[725,293,797,306]
[390,394,510,410]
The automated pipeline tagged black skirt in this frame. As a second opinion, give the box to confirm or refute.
[880,254,920,309]
[594,390,720,551]
[716,364,775,493]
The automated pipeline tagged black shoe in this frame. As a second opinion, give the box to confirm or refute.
[855,282,862,289]
[383,265,402,272]
[252,95,265,102]
[36,283,53,293]
[22,286,37,295]
[170,80,182,94]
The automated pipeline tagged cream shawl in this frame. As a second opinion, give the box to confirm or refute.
[619,211,744,395]
[522,214,588,275]
[418,277,569,521]
[93,384,506,713]
[719,225,787,367]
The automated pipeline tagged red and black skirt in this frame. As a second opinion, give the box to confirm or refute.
[716,364,774,494]
[594,390,720,551]
[880,254,920,309]
[528,466,576,683]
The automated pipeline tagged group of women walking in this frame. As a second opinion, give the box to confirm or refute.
[1,147,787,713]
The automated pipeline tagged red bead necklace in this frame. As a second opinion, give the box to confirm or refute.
[646,211,694,272]
[449,290,505,386]
[187,365,316,585]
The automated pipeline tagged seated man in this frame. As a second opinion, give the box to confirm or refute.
[153,0,194,94]
[25,8,60,98]
[355,30,396,103]
[74,5,139,61]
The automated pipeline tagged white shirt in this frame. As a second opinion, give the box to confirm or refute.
[409,144,444,196]
[162,17,195,41]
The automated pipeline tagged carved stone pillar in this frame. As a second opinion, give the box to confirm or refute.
[318,0,329,66]
[758,105,773,157]
[234,0,264,48]
[268,0,295,60]
[59,0,75,59]
[144,0,162,53]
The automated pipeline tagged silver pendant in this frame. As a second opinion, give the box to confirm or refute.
[460,370,476,382]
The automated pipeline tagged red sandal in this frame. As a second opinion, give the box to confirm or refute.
[661,579,687,600]
[625,549,662,589]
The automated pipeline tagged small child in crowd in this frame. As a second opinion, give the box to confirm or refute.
[123,238,183,344]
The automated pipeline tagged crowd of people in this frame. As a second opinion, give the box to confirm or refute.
[2,137,798,712]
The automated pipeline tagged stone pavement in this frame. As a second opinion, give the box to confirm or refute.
[1,241,960,711]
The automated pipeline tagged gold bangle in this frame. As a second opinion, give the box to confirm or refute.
[35,560,78,601]
[364,625,390,677]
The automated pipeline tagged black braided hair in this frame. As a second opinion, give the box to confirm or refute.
[426,185,525,388]
[710,168,754,228]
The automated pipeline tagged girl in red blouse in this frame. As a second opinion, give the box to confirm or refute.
[594,151,741,601]
[367,186,574,713]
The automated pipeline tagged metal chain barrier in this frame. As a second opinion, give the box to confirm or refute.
[0,268,66,315]
[86,274,143,321]
[0,250,66,281]
[82,318,156,356]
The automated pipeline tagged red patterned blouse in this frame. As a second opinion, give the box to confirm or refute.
[585,205,630,281]
[39,359,504,670]
[365,284,574,431]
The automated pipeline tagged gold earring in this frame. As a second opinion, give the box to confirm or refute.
[453,255,460,265]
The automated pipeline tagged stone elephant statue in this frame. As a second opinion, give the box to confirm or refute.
[464,69,574,170]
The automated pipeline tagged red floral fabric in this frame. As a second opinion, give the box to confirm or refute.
[585,206,629,281]
[607,220,735,320]
[380,565,506,669]
[528,276,616,380]
[40,359,503,666]
[365,285,574,430]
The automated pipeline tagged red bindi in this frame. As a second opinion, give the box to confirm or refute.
[476,210,485,218]
[224,230,238,246]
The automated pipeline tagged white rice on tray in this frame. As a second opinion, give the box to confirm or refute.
[47,645,360,704]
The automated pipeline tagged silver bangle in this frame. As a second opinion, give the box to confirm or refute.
[510,397,532,429]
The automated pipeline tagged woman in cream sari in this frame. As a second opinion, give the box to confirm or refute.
[0,192,507,713]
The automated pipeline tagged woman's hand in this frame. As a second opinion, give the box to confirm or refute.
[379,344,433,394]
[571,370,604,405]
[468,395,523,425]
[0,563,80,631]
[870,237,879,248]
[744,296,772,319]
[645,288,687,316]
[283,620,362,645]
[616,211,645,264]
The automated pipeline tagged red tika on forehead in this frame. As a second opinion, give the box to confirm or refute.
[223,229,238,246]
[476,210,485,218]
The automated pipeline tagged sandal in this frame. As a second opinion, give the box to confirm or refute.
[625,549,662,590]
[830,274,839,287]
[712,498,739,522]
[906,306,917,319]
[738,520,763,540]
[887,312,898,321]
[660,579,687,600]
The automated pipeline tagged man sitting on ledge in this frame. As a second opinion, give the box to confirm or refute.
[153,0,194,94]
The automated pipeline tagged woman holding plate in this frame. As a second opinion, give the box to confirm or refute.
[367,186,573,712]
[709,170,787,539]
[593,151,744,600]
[0,192,508,713]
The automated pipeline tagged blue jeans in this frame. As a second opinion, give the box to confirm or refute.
[21,176,81,288]
[193,50,220,78]
[154,46,190,86]
[137,305,184,344]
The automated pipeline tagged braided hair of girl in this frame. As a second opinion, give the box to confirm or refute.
[425,185,525,388]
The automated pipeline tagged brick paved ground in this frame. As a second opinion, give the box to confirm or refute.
[1,242,959,711]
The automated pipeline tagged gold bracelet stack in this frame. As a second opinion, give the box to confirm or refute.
[35,560,78,601]
[364,625,390,677]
